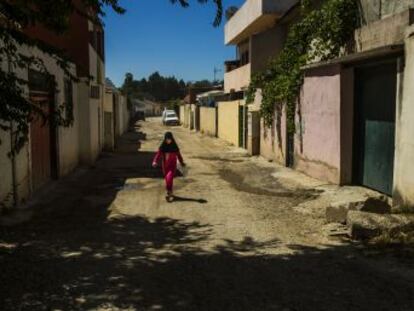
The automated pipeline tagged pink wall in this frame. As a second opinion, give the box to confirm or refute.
[295,65,342,184]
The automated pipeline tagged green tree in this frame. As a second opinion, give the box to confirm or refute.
[122,71,187,103]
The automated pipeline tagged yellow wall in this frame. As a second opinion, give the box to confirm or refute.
[181,104,191,128]
[218,101,240,146]
[200,107,217,137]
[179,106,185,125]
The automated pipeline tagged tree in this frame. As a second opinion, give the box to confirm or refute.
[121,71,187,103]
[0,0,223,154]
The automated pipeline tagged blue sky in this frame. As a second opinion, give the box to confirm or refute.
[104,0,244,87]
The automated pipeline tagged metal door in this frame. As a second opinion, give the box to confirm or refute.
[286,131,294,168]
[238,105,247,148]
[195,105,200,131]
[354,60,397,195]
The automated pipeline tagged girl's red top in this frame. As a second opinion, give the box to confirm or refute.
[152,150,184,174]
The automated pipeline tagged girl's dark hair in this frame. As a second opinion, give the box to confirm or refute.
[159,131,179,152]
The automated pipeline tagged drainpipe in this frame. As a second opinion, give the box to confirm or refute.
[7,56,18,207]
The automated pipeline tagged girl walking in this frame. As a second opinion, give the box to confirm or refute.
[152,132,185,201]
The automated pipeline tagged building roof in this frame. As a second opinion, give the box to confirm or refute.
[105,78,118,92]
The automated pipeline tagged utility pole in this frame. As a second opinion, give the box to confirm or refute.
[213,67,222,84]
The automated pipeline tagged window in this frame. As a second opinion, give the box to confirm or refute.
[28,70,53,93]
[241,50,249,66]
[90,85,100,99]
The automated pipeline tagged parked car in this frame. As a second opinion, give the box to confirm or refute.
[162,110,179,126]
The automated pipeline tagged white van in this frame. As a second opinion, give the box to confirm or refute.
[162,110,179,126]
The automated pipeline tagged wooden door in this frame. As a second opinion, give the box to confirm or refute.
[29,70,57,191]
[30,95,52,191]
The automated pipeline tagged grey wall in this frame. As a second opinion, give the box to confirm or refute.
[359,0,414,24]
[250,26,287,74]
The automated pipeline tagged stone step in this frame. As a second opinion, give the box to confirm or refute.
[326,195,391,224]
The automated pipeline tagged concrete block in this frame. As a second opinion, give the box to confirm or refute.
[347,210,414,240]
[326,196,391,224]
[326,202,351,224]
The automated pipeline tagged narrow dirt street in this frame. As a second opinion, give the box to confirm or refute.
[1,118,414,311]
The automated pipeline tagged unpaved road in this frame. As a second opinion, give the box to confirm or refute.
[1,118,414,311]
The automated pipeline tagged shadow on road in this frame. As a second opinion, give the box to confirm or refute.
[170,195,208,204]
[1,121,414,311]
[2,210,414,311]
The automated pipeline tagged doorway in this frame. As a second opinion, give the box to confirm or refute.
[29,70,58,191]
[353,60,397,195]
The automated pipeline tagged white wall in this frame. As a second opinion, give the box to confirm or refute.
[393,25,414,209]
[0,45,78,208]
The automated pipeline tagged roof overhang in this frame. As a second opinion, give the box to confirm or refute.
[302,45,404,71]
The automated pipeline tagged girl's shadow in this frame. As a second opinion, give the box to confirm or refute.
[169,196,208,204]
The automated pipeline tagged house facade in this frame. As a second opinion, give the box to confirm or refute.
[25,0,106,165]
[0,1,119,210]
[295,2,414,208]
[221,0,297,152]
[216,0,414,208]
[0,46,79,208]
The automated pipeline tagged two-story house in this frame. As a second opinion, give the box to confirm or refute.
[0,1,107,210]
[25,0,106,166]
[220,0,297,154]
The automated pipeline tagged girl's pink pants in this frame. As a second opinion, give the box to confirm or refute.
[165,170,174,192]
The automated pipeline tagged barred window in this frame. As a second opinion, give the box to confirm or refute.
[90,85,100,99]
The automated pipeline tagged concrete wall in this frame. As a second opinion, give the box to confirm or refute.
[181,104,191,128]
[251,26,286,74]
[179,105,185,125]
[103,90,114,151]
[260,107,286,164]
[224,63,251,93]
[1,45,79,209]
[118,94,129,136]
[217,100,240,146]
[359,0,414,24]
[112,93,129,139]
[0,130,31,209]
[224,0,296,44]
[200,107,217,137]
[393,25,414,208]
[104,91,114,113]
[355,9,414,52]
[57,81,80,177]
[78,80,103,165]
[295,65,342,184]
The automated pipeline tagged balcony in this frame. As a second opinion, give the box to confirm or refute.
[225,0,297,45]
[224,62,251,93]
